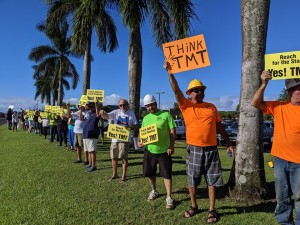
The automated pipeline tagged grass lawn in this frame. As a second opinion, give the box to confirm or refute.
[0,125,277,225]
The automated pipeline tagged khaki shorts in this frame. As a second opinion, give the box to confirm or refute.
[83,139,97,152]
[110,142,130,160]
[74,133,83,147]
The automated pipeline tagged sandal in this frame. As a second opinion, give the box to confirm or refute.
[119,178,126,184]
[183,205,198,218]
[107,176,119,182]
[207,209,219,224]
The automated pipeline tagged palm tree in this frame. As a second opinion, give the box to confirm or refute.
[117,0,198,128]
[29,20,80,106]
[45,0,119,95]
[228,0,270,201]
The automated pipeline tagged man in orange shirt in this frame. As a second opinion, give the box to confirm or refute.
[252,71,300,225]
[165,62,234,223]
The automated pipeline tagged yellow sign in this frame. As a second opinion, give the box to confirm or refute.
[51,106,61,115]
[40,112,48,118]
[162,34,210,74]
[80,95,88,102]
[265,51,300,80]
[106,124,130,142]
[139,124,159,145]
[86,89,104,102]
[45,105,52,112]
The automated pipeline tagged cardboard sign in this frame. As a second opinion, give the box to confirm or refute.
[51,106,61,115]
[265,51,300,80]
[40,112,48,118]
[139,124,159,145]
[86,89,104,102]
[162,34,210,74]
[106,124,130,142]
[45,105,52,112]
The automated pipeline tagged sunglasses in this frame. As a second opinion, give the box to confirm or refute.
[119,104,127,107]
[190,88,204,94]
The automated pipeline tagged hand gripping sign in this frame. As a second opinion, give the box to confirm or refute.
[265,51,300,80]
[162,34,210,74]
[139,124,159,145]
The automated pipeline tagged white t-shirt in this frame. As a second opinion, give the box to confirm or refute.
[72,110,87,134]
[108,109,138,143]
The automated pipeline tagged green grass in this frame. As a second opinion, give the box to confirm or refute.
[0,125,277,225]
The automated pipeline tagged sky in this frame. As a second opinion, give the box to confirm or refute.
[1,0,300,113]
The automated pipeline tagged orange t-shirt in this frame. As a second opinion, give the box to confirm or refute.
[179,98,221,146]
[265,101,300,163]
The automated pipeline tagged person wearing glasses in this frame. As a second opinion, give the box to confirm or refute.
[164,62,233,223]
[252,71,300,225]
[99,99,138,183]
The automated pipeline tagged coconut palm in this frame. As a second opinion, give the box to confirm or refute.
[117,0,198,126]
[29,20,80,106]
[227,0,270,201]
[45,0,119,95]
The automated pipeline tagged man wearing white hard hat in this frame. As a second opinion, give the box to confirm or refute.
[252,71,300,225]
[140,94,176,209]
[165,62,233,223]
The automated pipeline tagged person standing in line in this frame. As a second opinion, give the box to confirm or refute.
[12,111,18,132]
[33,110,40,134]
[66,104,75,151]
[49,113,58,143]
[100,98,138,183]
[6,107,13,130]
[41,112,50,139]
[252,71,300,225]
[82,101,101,172]
[72,104,89,165]
[139,94,176,209]
[56,110,68,147]
[165,62,234,223]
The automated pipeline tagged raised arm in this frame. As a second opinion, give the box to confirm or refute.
[251,71,271,111]
[164,61,185,106]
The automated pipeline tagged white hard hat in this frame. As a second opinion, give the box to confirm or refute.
[285,79,300,90]
[143,94,156,106]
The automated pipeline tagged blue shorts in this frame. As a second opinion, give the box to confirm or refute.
[186,145,223,187]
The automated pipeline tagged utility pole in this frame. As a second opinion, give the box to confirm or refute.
[155,92,164,109]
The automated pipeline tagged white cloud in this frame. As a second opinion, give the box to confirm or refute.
[209,96,239,111]
[0,97,38,112]
[104,94,123,105]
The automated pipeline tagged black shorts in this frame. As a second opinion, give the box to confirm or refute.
[143,149,172,179]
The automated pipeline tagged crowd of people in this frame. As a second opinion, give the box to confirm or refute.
[4,66,299,224]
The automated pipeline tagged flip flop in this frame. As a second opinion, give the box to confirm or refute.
[119,178,126,184]
[107,176,119,182]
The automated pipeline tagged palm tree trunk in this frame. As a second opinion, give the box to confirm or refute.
[228,0,270,201]
[58,60,63,106]
[128,29,142,132]
[82,34,92,95]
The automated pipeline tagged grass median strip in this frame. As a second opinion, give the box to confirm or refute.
[0,125,277,225]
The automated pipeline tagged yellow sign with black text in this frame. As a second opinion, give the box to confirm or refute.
[265,51,300,80]
[139,124,159,145]
[86,89,104,102]
[106,124,130,142]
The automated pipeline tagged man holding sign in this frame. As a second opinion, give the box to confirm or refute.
[139,94,176,209]
[165,62,233,222]
[252,71,300,225]
[100,98,137,183]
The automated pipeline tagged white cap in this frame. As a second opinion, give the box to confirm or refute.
[285,79,300,90]
[143,94,156,106]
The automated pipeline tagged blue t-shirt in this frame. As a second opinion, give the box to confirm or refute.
[83,112,100,139]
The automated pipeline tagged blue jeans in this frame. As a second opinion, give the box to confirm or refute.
[68,129,74,148]
[274,157,300,225]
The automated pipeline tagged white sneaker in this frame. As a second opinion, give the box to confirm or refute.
[166,196,174,209]
[147,190,159,201]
